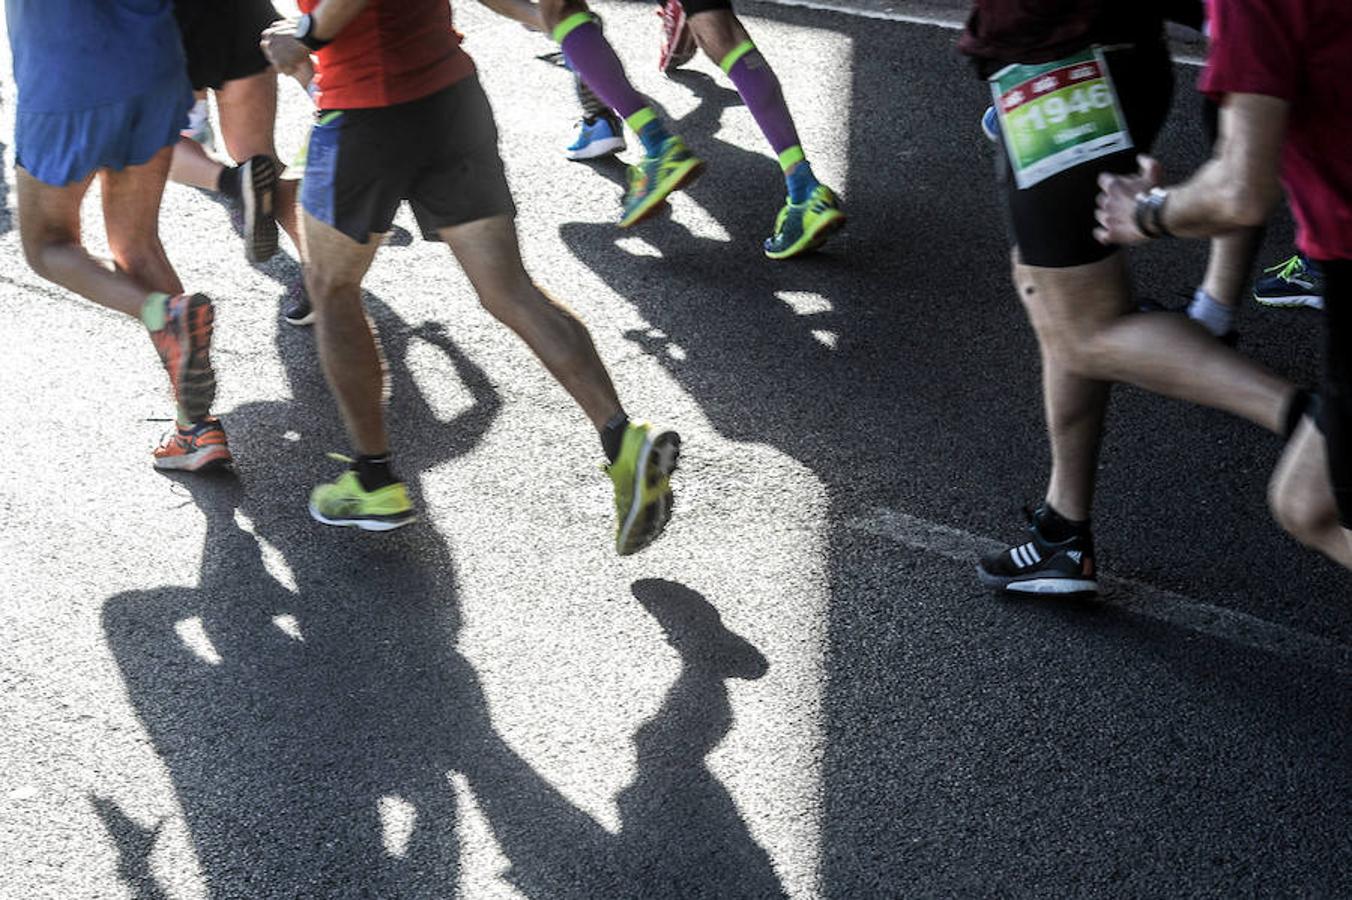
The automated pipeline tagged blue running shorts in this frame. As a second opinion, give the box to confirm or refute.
[15,72,192,187]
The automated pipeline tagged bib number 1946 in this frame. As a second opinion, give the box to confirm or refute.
[990,48,1132,190]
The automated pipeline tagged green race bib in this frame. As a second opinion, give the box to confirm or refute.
[990,48,1133,189]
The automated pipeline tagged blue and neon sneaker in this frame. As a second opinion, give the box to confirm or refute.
[565,115,627,161]
[1253,253,1324,310]
[981,105,1000,143]
[620,135,704,228]
[764,184,846,260]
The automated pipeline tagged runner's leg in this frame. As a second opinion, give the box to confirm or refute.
[101,145,185,298]
[1269,420,1352,568]
[439,215,622,428]
[216,70,299,245]
[302,212,386,455]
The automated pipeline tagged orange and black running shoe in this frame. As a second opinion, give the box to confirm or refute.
[150,293,217,423]
[153,417,232,472]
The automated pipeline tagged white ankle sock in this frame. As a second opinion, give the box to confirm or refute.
[1187,288,1235,337]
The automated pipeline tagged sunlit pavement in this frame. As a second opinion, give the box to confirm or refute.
[1,3,1348,897]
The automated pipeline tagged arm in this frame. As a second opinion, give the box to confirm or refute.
[477,0,544,31]
[1094,92,1288,245]
[260,0,372,84]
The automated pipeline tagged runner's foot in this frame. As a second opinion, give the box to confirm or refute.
[977,505,1098,596]
[657,0,696,72]
[566,115,626,160]
[240,154,279,264]
[149,292,216,423]
[764,184,846,260]
[620,136,704,228]
[606,421,680,555]
[153,416,232,472]
[282,278,314,326]
[309,455,416,531]
[1254,253,1324,309]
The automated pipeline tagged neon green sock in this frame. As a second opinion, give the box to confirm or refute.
[140,292,170,331]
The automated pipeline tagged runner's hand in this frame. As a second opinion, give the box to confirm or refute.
[261,21,314,84]
[1094,155,1164,245]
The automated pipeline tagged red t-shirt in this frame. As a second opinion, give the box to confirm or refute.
[1199,0,1352,261]
[300,0,475,110]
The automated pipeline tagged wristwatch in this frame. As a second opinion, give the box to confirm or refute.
[294,14,331,51]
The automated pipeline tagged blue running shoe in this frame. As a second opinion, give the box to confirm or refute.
[566,115,627,161]
[1253,253,1324,310]
[981,105,1000,143]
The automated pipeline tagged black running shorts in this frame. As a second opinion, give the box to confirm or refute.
[173,0,277,91]
[671,0,734,16]
[1320,259,1352,527]
[994,42,1174,268]
[300,77,517,244]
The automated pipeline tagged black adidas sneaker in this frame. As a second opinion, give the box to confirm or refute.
[977,506,1097,596]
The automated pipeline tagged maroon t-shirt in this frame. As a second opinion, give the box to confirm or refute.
[960,1,1168,67]
[1199,0,1352,261]
[301,0,475,110]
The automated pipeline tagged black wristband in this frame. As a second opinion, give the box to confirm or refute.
[296,14,332,51]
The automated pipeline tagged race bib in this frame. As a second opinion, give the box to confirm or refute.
[990,48,1133,190]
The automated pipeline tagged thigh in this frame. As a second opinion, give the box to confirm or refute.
[438,215,530,300]
[406,80,516,241]
[16,166,90,250]
[215,69,280,162]
[99,144,174,244]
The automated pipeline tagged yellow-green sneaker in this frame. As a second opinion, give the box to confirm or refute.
[309,458,416,531]
[619,136,704,228]
[763,183,846,260]
[605,422,681,555]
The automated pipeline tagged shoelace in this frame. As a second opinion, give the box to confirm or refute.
[1264,254,1305,283]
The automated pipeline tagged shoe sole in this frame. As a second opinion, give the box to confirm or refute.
[975,565,1098,596]
[308,502,417,532]
[242,156,279,264]
[173,294,217,422]
[617,430,681,556]
[284,308,315,326]
[566,136,627,161]
[153,445,233,472]
[765,210,847,260]
[658,10,692,72]
[619,159,705,229]
[1253,292,1323,310]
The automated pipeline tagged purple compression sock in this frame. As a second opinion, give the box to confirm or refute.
[555,15,647,120]
[722,42,803,166]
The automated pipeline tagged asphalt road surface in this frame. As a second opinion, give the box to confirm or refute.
[1,2,1348,898]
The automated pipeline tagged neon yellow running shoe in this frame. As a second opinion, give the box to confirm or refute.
[309,455,416,531]
[620,136,704,228]
[764,184,847,260]
[606,422,681,555]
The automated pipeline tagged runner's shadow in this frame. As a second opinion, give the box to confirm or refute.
[0,138,12,235]
[460,578,786,899]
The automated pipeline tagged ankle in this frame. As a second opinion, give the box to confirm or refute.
[1035,502,1090,543]
[353,454,398,492]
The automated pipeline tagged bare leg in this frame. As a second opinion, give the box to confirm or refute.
[302,212,386,454]
[1269,419,1352,569]
[439,216,622,429]
[686,9,750,62]
[1202,227,1262,308]
[1022,253,1292,435]
[168,136,225,192]
[17,146,178,317]
[101,150,184,297]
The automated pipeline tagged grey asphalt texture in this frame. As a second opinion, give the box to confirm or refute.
[1,2,1349,898]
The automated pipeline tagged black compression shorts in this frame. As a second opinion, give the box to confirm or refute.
[300,77,517,245]
[993,42,1174,268]
[1319,259,1352,527]
[173,0,277,91]
[671,0,733,16]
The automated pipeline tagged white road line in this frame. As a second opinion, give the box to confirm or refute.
[748,0,1209,67]
[848,508,1352,677]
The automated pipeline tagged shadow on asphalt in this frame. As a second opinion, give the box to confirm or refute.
[558,4,1352,895]
[99,294,786,895]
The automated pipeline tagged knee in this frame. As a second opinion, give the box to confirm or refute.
[477,273,542,323]
[690,12,747,62]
